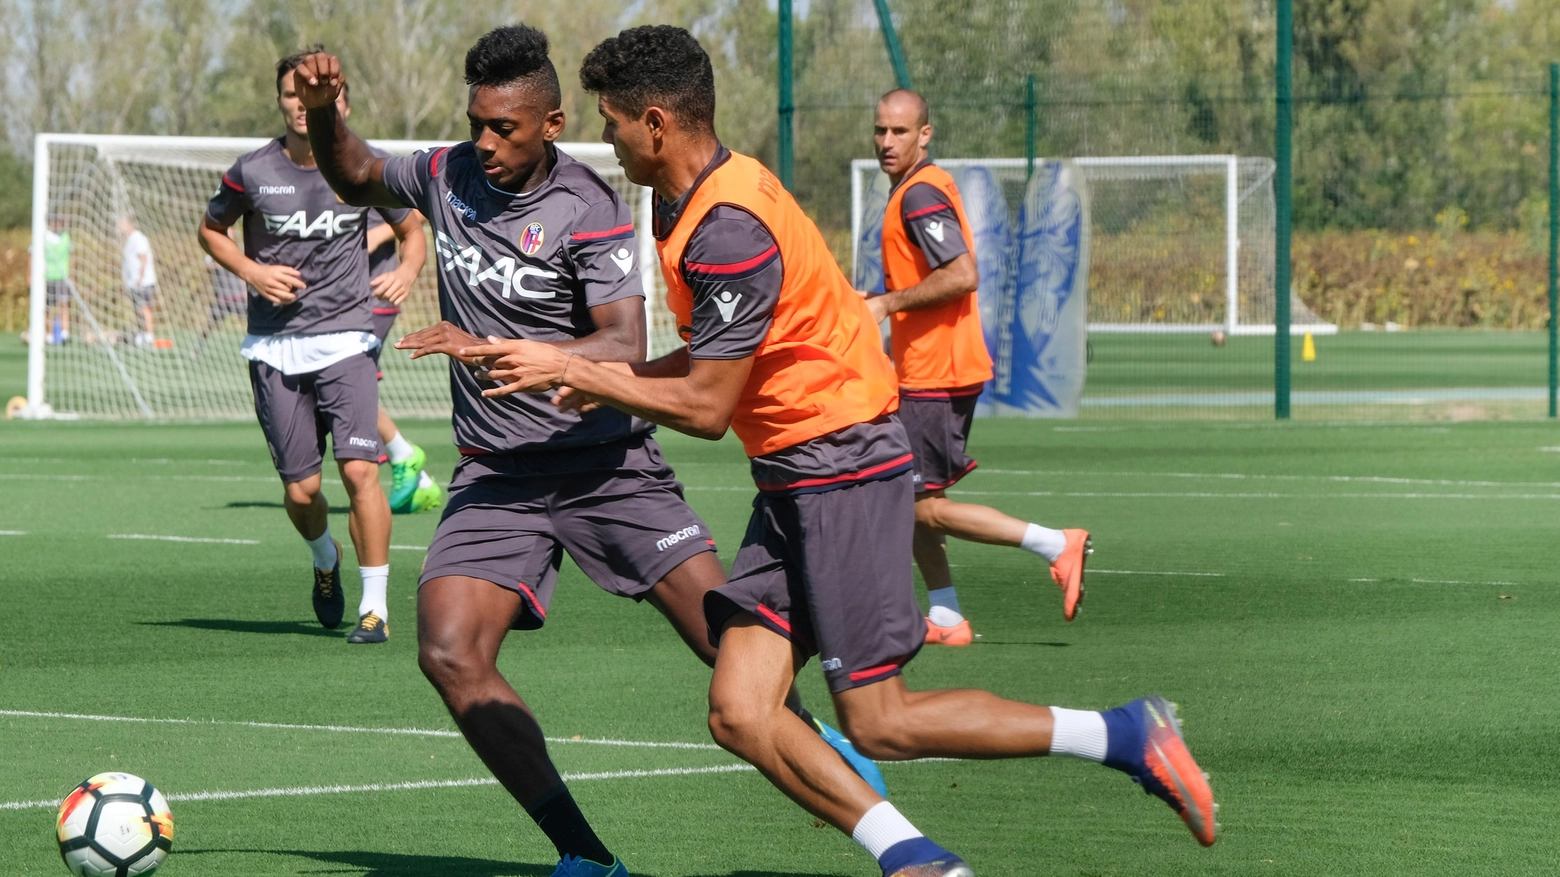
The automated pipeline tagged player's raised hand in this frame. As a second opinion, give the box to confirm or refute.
[461,337,570,396]
[396,321,486,366]
[245,264,305,305]
[292,53,344,110]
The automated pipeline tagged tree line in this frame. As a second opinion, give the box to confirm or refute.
[2,0,1558,234]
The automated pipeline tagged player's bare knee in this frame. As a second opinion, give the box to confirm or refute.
[282,476,321,507]
[338,460,380,496]
[417,637,482,696]
[838,706,914,761]
[706,693,768,754]
[914,496,948,531]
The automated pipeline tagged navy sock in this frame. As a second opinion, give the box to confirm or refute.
[879,837,956,876]
[525,787,613,865]
[1101,701,1144,774]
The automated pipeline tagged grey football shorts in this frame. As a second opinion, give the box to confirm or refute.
[248,353,382,483]
[899,387,982,493]
[705,470,925,694]
[369,310,398,373]
[419,435,716,630]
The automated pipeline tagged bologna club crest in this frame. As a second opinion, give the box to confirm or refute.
[520,222,545,255]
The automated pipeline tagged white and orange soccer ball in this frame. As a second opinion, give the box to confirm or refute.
[56,772,173,877]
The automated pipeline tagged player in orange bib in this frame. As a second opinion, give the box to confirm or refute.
[460,26,1218,875]
[867,89,1091,645]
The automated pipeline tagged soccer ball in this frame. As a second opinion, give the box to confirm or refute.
[1210,329,1227,347]
[56,773,174,877]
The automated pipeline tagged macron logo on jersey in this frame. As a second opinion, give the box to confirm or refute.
[925,220,945,243]
[436,230,558,300]
[609,247,633,276]
[263,210,363,240]
[714,291,741,323]
[445,191,477,222]
[257,184,296,195]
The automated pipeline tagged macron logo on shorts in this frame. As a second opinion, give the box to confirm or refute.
[821,658,843,671]
[348,437,379,450]
[655,524,703,552]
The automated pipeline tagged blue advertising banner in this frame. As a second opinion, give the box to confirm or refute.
[991,161,1090,418]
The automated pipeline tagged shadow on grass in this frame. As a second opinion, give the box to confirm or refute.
[180,849,852,877]
[971,640,1070,647]
[137,618,341,638]
[225,500,350,514]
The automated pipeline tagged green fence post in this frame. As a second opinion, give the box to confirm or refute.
[778,0,794,190]
[1274,0,1293,420]
[1025,74,1037,183]
[873,0,914,90]
[1549,63,1558,418]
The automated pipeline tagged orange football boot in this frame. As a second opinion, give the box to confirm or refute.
[1049,528,1092,621]
[1113,696,1219,847]
[924,617,974,646]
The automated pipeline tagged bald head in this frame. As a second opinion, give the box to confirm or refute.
[873,89,933,183]
[878,89,929,128]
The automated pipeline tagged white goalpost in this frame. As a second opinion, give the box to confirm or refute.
[22,134,676,421]
[850,154,1336,338]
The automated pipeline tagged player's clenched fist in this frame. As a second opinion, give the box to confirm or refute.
[292,52,344,110]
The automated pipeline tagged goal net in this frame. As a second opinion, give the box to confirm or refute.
[851,155,1333,338]
[23,134,675,421]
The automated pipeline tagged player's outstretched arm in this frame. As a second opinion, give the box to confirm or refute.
[293,52,401,209]
[464,339,751,441]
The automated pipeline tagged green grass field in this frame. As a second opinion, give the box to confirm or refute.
[4,408,1560,875]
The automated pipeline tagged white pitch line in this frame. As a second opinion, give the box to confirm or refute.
[0,710,723,750]
[977,468,1560,490]
[0,765,757,812]
[390,544,428,551]
[108,534,261,545]
[0,530,24,536]
[950,489,1560,500]
[1089,569,1226,577]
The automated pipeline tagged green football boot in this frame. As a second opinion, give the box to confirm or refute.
[406,471,442,514]
[388,444,427,513]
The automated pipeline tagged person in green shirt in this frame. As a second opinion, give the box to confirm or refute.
[43,214,73,343]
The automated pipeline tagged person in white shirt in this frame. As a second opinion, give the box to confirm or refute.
[118,215,158,346]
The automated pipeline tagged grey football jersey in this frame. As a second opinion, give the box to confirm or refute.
[206,138,410,336]
[381,142,649,455]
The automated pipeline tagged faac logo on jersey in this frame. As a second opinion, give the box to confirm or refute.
[436,230,558,300]
[262,210,363,240]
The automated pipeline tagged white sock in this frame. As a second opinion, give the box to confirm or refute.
[927,603,964,627]
[1048,707,1108,761]
[416,470,435,489]
[306,529,337,570]
[1020,523,1068,562]
[927,586,961,615]
[358,565,389,620]
[385,432,416,464]
[851,801,924,859]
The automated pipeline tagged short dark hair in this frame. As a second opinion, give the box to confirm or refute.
[276,45,349,102]
[879,88,929,127]
[465,25,562,111]
[579,26,716,134]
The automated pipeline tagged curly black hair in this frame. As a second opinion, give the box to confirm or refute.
[465,25,562,110]
[275,45,348,102]
[579,26,715,134]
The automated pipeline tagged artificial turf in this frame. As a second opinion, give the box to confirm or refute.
[3,409,1559,875]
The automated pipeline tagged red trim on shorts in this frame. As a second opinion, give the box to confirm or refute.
[371,307,401,315]
[755,604,791,634]
[848,662,902,682]
[429,146,452,176]
[457,447,489,456]
[904,203,953,221]
[755,453,915,492]
[921,459,979,491]
[900,384,985,400]
[685,245,779,276]
[376,454,389,465]
[571,223,635,241]
[515,581,546,619]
